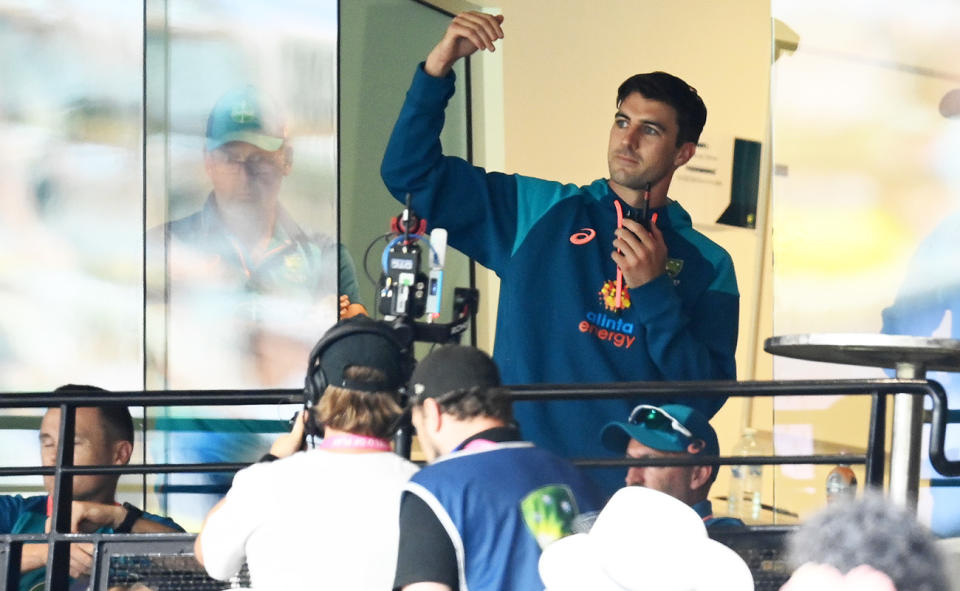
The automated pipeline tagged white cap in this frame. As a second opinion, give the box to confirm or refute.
[539,487,754,591]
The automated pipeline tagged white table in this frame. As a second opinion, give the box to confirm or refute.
[764,333,960,508]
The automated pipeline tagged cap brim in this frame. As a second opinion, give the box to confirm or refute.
[206,131,284,152]
[600,421,688,453]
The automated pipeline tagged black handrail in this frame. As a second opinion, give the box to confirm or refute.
[0,389,300,408]
[511,378,958,477]
[0,377,955,590]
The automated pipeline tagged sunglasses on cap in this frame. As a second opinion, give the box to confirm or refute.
[627,404,693,439]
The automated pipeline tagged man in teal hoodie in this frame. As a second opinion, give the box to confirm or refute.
[381,12,738,494]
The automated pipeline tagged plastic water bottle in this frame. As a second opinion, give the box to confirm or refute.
[825,464,857,503]
[728,428,764,522]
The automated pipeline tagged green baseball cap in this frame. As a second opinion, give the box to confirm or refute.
[600,403,719,456]
[205,86,286,152]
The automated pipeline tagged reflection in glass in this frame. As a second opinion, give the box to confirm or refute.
[771,0,960,533]
[0,1,144,504]
[144,0,338,528]
[148,86,341,390]
[0,1,143,390]
[146,1,340,392]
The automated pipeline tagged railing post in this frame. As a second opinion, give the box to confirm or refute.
[865,391,886,488]
[889,364,924,509]
[3,540,22,591]
[45,403,75,591]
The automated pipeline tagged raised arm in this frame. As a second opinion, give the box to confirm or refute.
[381,11,521,272]
[424,11,504,78]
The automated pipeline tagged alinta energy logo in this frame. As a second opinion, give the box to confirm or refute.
[578,258,686,349]
[577,310,636,349]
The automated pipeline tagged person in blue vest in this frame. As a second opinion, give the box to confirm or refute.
[380,11,738,496]
[600,403,742,529]
[394,346,602,591]
[0,385,182,591]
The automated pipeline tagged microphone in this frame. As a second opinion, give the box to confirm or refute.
[425,228,447,320]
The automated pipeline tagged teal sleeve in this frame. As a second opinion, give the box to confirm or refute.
[381,65,519,273]
[629,271,739,417]
[381,65,592,272]
[0,495,26,533]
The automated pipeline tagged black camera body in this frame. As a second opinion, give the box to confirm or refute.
[375,197,478,347]
[378,243,428,318]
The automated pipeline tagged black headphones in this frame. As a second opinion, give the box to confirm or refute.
[302,318,415,439]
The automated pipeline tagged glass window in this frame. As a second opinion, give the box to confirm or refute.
[770,0,960,532]
[0,0,474,530]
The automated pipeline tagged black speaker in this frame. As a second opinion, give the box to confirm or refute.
[716,138,762,229]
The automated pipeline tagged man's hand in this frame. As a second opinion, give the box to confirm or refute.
[68,543,95,578]
[425,11,504,78]
[269,410,308,459]
[611,216,667,288]
[71,500,125,533]
[340,294,368,319]
[20,542,94,578]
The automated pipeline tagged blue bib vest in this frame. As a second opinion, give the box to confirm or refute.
[406,443,602,591]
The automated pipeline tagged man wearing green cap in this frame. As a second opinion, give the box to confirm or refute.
[150,87,367,525]
[600,403,742,528]
[163,85,365,321]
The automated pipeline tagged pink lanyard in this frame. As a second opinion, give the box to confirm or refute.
[319,433,392,452]
[613,200,626,309]
[460,438,499,453]
[612,196,659,309]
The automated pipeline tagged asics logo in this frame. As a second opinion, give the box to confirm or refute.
[569,228,596,245]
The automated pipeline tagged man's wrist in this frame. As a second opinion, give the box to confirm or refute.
[112,504,127,528]
[115,502,144,533]
[424,51,454,78]
[625,270,666,289]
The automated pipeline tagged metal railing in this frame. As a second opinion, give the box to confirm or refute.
[512,378,959,481]
[0,390,296,591]
[0,378,956,590]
